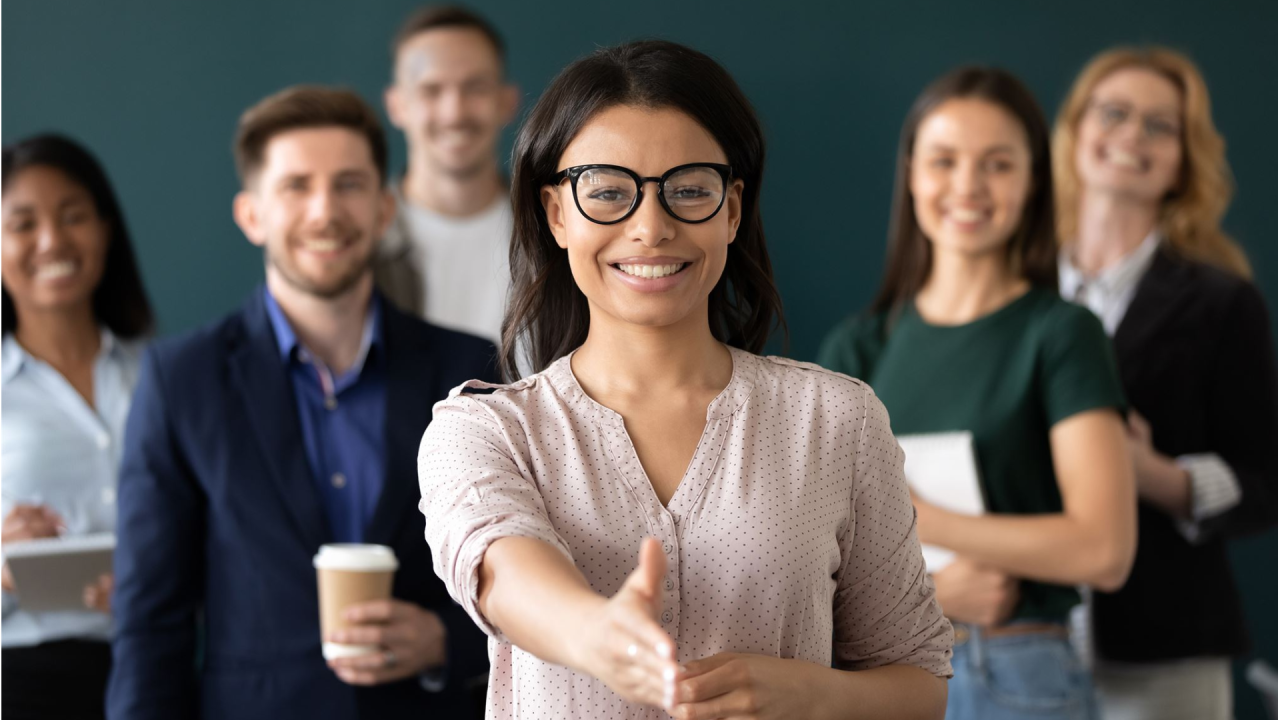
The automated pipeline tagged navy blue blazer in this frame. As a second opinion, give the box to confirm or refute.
[107,289,498,720]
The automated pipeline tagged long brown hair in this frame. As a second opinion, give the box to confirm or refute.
[871,67,1058,315]
[501,40,785,381]
[1052,46,1249,278]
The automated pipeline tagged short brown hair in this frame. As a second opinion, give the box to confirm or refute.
[391,5,505,66]
[233,85,388,187]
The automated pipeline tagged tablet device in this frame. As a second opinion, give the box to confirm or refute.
[4,533,114,613]
[896,432,985,572]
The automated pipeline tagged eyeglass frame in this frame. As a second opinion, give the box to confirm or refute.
[549,162,734,226]
[1085,99,1182,141]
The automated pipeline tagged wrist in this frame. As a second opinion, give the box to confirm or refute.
[804,662,855,720]
[561,591,611,675]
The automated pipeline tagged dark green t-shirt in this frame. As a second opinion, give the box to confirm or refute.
[817,286,1125,623]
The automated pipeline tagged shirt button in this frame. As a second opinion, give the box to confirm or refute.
[662,542,673,554]
[331,473,347,489]
[664,579,674,591]
[661,611,673,624]
[324,396,338,411]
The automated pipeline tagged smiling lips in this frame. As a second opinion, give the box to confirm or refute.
[1103,147,1148,172]
[33,260,78,281]
[608,259,693,292]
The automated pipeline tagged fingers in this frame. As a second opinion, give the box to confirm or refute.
[623,537,667,601]
[342,599,399,624]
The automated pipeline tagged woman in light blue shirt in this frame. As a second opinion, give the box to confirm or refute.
[2,134,154,720]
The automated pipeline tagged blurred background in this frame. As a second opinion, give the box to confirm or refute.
[5,0,1276,716]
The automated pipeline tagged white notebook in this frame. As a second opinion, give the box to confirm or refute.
[896,432,985,572]
[4,532,115,612]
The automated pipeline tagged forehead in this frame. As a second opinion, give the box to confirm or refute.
[259,126,377,178]
[915,98,1028,153]
[1091,68,1182,111]
[2,165,90,209]
[558,105,727,174]
[395,27,502,83]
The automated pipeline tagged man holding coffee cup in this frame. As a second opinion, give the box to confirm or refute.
[107,86,496,720]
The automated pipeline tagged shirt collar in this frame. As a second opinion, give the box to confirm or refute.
[262,286,383,376]
[2,326,122,385]
[1060,230,1162,300]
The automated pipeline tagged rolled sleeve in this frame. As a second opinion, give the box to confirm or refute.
[833,387,953,677]
[417,390,573,641]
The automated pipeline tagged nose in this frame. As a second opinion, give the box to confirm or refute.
[437,87,466,126]
[953,158,985,198]
[627,182,675,248]
[306,187,338,225]
[35,217,66,254]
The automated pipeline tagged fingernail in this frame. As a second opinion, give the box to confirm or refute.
[663,667,675,681]
[656,642,671,658]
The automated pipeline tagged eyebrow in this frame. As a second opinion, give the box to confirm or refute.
[3,196,91,215]
[921,143,1019,155]
[1094,98,1180,116]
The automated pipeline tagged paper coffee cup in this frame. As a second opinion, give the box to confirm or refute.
[313,544,399,660]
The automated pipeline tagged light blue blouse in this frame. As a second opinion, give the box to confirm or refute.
[1,329,143,647]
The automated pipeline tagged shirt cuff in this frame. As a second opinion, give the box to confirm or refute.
[1174,453,1242,543]
[419,663,449,693]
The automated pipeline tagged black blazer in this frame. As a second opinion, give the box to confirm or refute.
[107,289,498,720]
[1094,249,1278,662]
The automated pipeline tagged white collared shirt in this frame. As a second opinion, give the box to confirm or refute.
[1,329,144,647]
[1060,233,1241,542]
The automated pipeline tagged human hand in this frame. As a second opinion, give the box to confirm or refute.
[83,573,113,613]
[671,653,819,720]
[327,600,447,685]
[572,537,679,709]
[910,493,945,545]
[932,557,1018,627]
[2,504,65,593]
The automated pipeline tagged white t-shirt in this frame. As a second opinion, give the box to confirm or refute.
[395,188,512,345]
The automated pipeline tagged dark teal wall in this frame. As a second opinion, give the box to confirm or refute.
[5,1,1276,715]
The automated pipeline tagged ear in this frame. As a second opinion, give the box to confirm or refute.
[724,179,745,245]
[376,186,396,238]
[499,83,520,127]
[541,184,569,250]
[233,190,266,248]
[384,84,407,130]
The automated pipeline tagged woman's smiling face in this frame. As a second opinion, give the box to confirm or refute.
[540,104,743,332]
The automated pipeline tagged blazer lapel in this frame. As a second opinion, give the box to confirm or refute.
[1113,249,1192,364]
[364,306,437,547]
[228,290,331,549]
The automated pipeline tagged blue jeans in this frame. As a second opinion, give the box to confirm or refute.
[946,624,1099,720]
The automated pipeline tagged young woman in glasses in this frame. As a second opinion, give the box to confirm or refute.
[418,40,953,720]
[819,67,1136,720]
[1054,47,1278,720]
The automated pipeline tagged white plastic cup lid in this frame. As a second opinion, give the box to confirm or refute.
[312,543,399,572]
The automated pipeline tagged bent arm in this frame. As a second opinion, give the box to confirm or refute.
[922,409,1136,591]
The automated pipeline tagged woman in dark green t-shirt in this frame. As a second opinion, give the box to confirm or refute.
[819,68,1136,720]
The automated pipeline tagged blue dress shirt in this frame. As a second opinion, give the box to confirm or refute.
[263,289,386,544]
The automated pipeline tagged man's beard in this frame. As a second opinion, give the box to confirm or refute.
[425,122,494,180]
[265,226,374,300]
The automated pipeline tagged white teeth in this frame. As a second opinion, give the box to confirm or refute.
[303,239,344,252]
[617,263,684,279]
[1109,150,1144,170]
[34,261,77,280]
[950,209,986,223]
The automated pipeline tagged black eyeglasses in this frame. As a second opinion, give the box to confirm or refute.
[550,163,732,225]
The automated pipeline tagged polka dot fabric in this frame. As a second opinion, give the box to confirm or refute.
[418,347,953,719]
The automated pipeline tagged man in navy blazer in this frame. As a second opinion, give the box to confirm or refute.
[107,86,495,720]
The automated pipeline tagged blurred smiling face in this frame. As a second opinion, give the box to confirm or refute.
[387,28,517,178]
[540,105,743,331]
[1,165,110,316]
[1075,67,1184,203]
[235,127,392,299]
[910,98,1033,259]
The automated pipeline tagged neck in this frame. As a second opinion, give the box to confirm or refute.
[266,269,373,374]
[914,249,1028,325]
[402,154,503,217]
[13,302,101,371]
[1072,190,1160,276]
[571,304,732,400]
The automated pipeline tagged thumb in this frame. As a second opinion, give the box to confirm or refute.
[622,537,667,601]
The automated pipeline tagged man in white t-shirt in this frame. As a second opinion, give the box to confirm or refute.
[376,6,518,346]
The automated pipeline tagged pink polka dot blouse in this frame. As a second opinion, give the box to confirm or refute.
[418,347,953,719]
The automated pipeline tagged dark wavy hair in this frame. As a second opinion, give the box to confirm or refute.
[501,39,785,380]
[2,134,154,338]
[871,66,1058,314]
